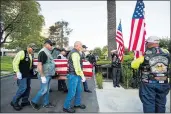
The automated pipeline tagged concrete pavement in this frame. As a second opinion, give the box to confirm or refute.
[0,75,99,113]
[96,81,170,112]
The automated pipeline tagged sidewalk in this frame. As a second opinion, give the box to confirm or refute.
[96,81,170,112]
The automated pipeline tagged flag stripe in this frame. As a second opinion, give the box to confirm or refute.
[33,59,93,77]
[128,19,135,51]
[116,21,124,62]
[128,0,146,59]
[132,19,143,50]
[136,19,145,51]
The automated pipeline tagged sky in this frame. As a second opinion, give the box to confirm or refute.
[38,1,170,50]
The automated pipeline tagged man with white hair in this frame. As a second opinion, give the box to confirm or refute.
[63,41,86,113]
[131,36,170,113]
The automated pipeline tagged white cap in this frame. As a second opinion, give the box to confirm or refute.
[146,36,160,43]
[111,49,118,53]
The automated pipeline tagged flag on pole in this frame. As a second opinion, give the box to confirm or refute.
[134,21,146,59]
[128,0,146,59]
[116,20,124,62]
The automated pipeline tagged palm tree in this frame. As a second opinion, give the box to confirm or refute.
[107,0,116,59]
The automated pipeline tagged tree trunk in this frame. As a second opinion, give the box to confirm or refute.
[107,0,116,60]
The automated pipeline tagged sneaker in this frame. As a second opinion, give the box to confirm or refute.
[49,89,52,92]
[84,90,92,93]
[63,89,68,93]
[30,101,40,110]
[43,103,55,108]
[74,104,86,109]
[117,85,120,87]
[10,101,22,111]
[21,102,31,107]
[63,108,75,113]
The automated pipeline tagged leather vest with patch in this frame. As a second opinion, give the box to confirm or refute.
[140,47,170,81]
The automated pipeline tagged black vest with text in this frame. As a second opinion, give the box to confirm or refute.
[19,50,31,78]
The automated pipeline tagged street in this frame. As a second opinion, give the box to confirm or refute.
[0,75,99,113]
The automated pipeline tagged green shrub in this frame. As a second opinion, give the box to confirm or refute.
[121,63,133,88]
[123,54,134,63]
[96,60,111,65]
[96,72,103,89]
[99,56,105,60]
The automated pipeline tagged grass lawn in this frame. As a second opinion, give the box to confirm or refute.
[1,56,13,74]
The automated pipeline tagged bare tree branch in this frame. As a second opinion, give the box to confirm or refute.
[4,13,20,32]
[0,29,13,45]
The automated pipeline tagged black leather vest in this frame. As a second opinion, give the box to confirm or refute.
[140,47,170,81]
[68,49,83,75]
[19,50,31,78]
[111,54,121,68]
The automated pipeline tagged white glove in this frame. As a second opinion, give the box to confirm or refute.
[41,76,47,83]
[81,76,86,82]
[16,72,22,79]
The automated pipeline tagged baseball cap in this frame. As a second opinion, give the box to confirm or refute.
[61,48,66,52]
[27,43,37,50]
[146,36,160,43]
[82,45,88,48]
[111,49,118,53]
[44,39,53,46]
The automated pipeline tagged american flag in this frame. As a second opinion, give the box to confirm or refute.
[33,59,93,77]
[116,20,124,62]
[128,0,146,59]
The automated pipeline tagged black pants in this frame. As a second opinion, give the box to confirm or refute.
[58,80,67,91]
[112,67,121,86]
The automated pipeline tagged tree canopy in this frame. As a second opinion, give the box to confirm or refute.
[1,0,44,49]
[49,20,73,48]
[93,47,102,56]
[159,37,170,50]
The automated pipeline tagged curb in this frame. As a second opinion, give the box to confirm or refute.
[0,73,15,79]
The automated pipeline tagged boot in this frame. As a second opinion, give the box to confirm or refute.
[10,101,22,111]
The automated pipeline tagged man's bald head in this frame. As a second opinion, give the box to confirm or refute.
[74,41,82,51]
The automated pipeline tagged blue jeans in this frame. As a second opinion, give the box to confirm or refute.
[139,82,170,113]
[12,78,31,104]
[32,76,52,106]
[64,74,82,109]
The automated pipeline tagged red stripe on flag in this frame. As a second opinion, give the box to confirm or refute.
[116,21,124,62]
[132,19,143,51]
[55,64,68,67]
[128,19,135,51]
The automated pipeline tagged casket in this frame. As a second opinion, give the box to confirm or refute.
[33,59,93,79]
